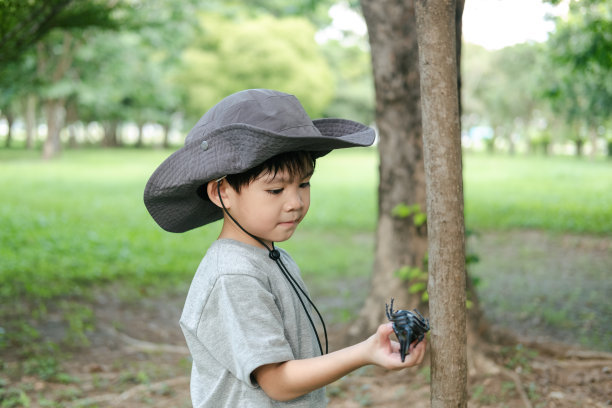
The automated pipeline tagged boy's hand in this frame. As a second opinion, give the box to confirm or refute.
[366,323,426,370]
[253,322,426,401]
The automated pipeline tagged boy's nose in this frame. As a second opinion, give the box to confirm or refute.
[285,191,305,211]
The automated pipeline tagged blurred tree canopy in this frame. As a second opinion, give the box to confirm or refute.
[0,0,375,156]
[462,42,551,154]
[175,14,334,121]
[321,39,374,124]
[462,0,612,156]
[1,0,610,157]
[0,0,118,64]
[544,0,612,153]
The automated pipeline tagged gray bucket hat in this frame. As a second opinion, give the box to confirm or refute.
[144,89,375,233]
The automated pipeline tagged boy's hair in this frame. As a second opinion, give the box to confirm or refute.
[197,151,316,200]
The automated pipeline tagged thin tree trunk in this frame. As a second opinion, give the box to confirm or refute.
[414,1,467,407]
[4,112,15,148]
[102,121,120,147]
[42,99,65,159]
[575,138,584,156]
[65,100,78,149]
[136,122,144,147]
[589,127,598,159]
[162,124,170,149]
[38,32,75,159]
[24,94,37,149]
[350,0,428,341]
[67,124,78,148]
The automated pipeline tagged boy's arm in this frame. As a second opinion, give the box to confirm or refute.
[252,323,427,402]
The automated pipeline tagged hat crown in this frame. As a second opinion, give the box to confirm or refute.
[186,89,321,145]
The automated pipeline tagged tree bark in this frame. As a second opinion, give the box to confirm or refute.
[414,1,467,407]
[350,0,428,341]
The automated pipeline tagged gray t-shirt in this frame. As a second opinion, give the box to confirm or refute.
[180,239,327,407]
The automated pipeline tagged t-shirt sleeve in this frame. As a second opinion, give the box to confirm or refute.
[196,274,295,387]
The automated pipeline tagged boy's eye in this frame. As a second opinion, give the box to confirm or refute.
[267,188,283,195]
[300,181,311,188]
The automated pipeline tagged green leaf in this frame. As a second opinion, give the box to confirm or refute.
[414,212,427,227]
[391,203,414,218]
[409,282,426,294]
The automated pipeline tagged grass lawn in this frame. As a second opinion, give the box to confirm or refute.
[0,148,378,303]
[0,148,610,353]
[463,153,612,234]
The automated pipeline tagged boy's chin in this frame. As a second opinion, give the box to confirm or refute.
[272,234,294,243]
[271,230,298,243]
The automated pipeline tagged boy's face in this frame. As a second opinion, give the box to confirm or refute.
[220,168,312,248]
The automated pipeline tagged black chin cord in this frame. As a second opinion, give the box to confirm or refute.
[216,181,328,355]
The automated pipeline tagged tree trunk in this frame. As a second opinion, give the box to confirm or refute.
[38,32,75,159]
[415,1,467,407]
[65,99,78,149]
[136,122,145,147]
[162,124,170,148]
[589,127,598,160]
[350,0,428,341]
[102,121,120,147]
[575,138,583,156]
[24,94,37,149]
[42,99,65,159]
[4,111,15,148]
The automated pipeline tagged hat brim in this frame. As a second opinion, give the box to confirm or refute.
[144,118,375,233]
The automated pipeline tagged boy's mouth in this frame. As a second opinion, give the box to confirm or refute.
[278,218,301,227]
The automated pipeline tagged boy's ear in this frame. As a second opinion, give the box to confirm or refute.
[206,179,230,209]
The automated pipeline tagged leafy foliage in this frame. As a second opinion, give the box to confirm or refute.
[462,42,552,151]
[391,203,427,227]
[544,0,612,127]
[2,1,77,62]
[0,0,121,67]
[462,0,612,154]
[204,0,336,28]
[320,39,374,124]
[175,13,334,121]
[0,0,122,123]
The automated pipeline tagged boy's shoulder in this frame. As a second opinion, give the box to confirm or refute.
[198,239,291,282]
[180,240,294,329]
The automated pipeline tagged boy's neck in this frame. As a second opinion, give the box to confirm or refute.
[218,221,272,251]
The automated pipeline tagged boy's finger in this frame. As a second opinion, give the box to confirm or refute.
[404,340,426,365]
[378,323,395,338]
[414,341,426,364]
[409,338,425,351]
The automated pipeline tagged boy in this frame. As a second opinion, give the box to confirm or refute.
[144,89,426,407]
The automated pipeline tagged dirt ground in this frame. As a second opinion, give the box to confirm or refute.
[3,231,612,407]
